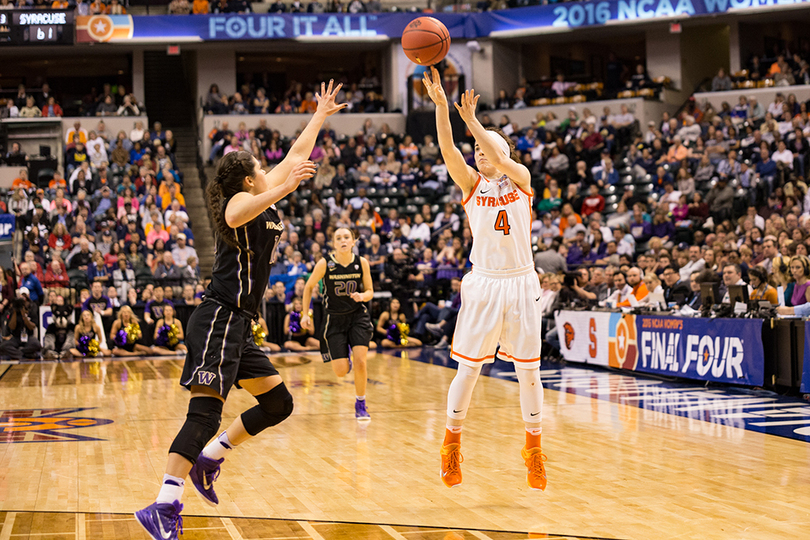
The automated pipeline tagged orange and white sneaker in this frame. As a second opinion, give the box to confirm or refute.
[440,443,463,488]
[521,446,547,491]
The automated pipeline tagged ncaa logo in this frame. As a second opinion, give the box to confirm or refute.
[327,261,336,269]
[563,323,575,349]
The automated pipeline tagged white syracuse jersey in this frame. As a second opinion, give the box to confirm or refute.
[462,172,533,271]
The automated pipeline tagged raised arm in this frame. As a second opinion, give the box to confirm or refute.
[422,67,477,197]
[225,160,316,229]
[301,258,327,331]
[455,89,531,193]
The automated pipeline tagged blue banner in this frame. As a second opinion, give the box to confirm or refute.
[0,214,15,240]
[802,322,810,393]
[129,13,469,42]
[630,315,764,386]
[113,0,810,43]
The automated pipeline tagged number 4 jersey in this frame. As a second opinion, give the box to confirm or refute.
[462,172,534,271]
[323,254,366,314]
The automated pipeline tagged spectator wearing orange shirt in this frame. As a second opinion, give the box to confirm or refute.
[299,92,317,114]
[49,171,68,193]
[618,267,649,307]
[12,169,33,192]
[161,184,185,210]
[65,121,87,146]
[192,0,209,13]
[558,202,582,237]
[51,0,69,7]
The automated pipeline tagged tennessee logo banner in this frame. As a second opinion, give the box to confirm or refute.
[608,313,638,370]
[0,408,113,443]
[76,15,133,43]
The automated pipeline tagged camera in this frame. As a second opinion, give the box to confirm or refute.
[563,272,579,288]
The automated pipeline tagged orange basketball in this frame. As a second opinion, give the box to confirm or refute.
[402,17,450,67]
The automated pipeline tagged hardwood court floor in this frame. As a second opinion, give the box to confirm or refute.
[0,351,809,540]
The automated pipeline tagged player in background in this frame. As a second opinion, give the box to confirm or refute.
[302,227,374,420]
[423,67,547,491]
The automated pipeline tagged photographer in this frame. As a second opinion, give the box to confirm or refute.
[0,288,42,359]
[43,295,75,360]
[571,267,609,306]
[380,247,423,318]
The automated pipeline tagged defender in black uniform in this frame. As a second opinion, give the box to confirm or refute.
[302,227,374,421]
[136,81,346,540]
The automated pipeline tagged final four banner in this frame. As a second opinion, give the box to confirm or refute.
[555,311,764,386]
[0,214,15,240]
[76,1,810,43]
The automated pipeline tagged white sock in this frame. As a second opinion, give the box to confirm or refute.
[516,367,544,423]
[202,431,233,461]
[446,363,482,420]
[356,395,365,401]
[156,474,185,504]
[526,427,542,436]
[446,425,462,433]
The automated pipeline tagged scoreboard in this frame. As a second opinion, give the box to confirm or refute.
[0,10,74,45]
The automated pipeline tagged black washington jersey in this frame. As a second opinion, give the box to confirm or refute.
[207,198,283,315]
[323,254,366,314]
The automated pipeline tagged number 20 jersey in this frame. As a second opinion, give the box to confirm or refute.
[462,172,534,271]
[323,254,365,314]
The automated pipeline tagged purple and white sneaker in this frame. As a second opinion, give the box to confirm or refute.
[188,454,223,507]
[355,399,370,422]
[134,500,183,540]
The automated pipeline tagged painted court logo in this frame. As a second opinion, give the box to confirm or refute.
[0,408,113,443]
[563,322,575,349]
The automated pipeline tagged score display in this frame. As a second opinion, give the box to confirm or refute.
[0,10,74,45]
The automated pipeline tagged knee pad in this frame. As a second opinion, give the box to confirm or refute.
[241,383,294,437]
[169,396,223,463]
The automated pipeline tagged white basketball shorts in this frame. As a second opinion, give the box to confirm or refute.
[450,264,543,370]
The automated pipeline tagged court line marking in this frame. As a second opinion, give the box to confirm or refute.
[0,513,14,540]
[0,511,626,540]
[76,513,85,540]
[221,517,245,539]
[297,521,325,540]
[380,525,409,539]
[468,532,494,540]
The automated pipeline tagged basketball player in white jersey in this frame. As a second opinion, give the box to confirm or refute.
[423,67,547,491]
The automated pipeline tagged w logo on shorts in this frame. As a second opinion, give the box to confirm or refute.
[198,371,216,385]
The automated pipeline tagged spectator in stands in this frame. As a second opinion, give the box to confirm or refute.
[19,96,41,118]
[169,0,192,13]
[193,0,209,12]
[712,68,733,92]
[96,95,117,116]
[171,233,196,268]
[18,263,43,305]
[41,97,63,118]
[630,64,651,90]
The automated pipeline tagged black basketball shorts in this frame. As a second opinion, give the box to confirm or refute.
[180,299,279,400]
[319,306,374,362]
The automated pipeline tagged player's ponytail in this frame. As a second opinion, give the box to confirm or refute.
[485,127,520,164]
[206,151,255,251]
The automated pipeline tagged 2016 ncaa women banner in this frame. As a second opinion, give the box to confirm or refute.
[554,310,765,386]
[75,0,810,43]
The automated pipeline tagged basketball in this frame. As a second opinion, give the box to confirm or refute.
[402,17,450,66]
